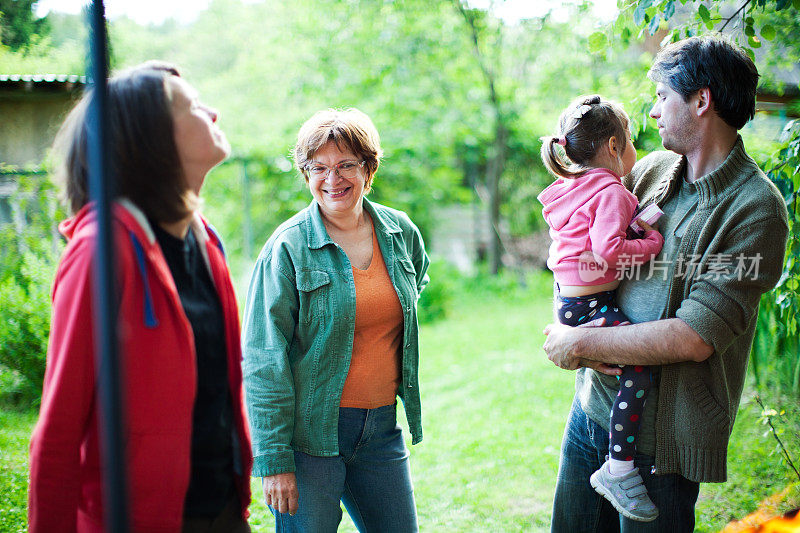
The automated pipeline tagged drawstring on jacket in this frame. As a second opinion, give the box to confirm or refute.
[128,222,224,330]
[129,231,159,329]
[206,224,226,258]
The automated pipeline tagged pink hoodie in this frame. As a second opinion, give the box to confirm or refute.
[537,168,664,286]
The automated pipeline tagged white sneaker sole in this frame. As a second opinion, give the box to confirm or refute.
[590,471,659,523]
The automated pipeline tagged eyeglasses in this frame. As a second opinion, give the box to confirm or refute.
[305,160,365,179]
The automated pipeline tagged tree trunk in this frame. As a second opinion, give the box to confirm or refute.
[487,120,507,274]
[453,0,508,274]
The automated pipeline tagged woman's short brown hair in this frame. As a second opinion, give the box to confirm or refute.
[293,108,383,192]
[52,60,198,222]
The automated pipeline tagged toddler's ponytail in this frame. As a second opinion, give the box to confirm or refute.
[540,94,630,180]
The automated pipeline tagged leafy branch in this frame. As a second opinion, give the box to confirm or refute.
[718,0,751,32]
[755,394,800,482]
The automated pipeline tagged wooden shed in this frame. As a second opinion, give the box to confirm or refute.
[0,74,85,167]
[0,74,85,224]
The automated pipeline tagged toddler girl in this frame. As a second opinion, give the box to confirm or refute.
[538,94,663,523]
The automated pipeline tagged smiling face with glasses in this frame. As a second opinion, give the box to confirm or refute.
[305,142,369,219]
[306,159,365,180]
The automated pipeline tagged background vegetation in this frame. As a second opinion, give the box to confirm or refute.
[1,0,799,530]
[2,277,798,532]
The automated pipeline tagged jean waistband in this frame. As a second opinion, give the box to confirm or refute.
[339,402,397,416]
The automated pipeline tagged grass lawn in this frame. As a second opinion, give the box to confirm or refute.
[2,271,798,531]
[0,409,36,533]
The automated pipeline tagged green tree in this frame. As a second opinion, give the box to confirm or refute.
[0,0,50,50]
[453,2,508,274]
[6,0,639,260]
[0,174,62,405]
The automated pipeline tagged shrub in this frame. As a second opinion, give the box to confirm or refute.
[0,174,62,406]
[418,259,458,324]
[753,120,800,396]
[0,253,53,406]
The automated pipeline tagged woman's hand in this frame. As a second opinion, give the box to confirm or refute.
[262,473,299,515]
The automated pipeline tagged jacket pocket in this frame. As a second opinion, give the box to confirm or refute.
[296,269,330,324]
[675,371,731,438]
[684,377,731,435]
[397,257,418,295]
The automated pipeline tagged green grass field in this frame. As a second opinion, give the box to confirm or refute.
[2,272,798,531]
[0,409,36,533]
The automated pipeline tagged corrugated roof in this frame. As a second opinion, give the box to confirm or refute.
[0,74,86,84]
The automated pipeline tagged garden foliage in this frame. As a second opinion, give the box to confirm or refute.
[0,174,62,405]
[1,0,799,403]
[754,120,800,395]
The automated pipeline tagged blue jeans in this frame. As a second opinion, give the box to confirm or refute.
[270,404,418,532]
[551,397,700,532]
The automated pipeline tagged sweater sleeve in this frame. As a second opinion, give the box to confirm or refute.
[28,239,97,533]
[587,186,664,269]
[675,216,788,356]
[241,243,299,478]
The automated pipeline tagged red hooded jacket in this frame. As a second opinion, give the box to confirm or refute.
[28,200,252,532]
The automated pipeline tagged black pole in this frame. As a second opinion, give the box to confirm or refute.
[86,2,129,532]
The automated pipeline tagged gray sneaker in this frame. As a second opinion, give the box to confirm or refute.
[589,460,659,522]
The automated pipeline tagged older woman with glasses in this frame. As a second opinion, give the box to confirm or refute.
[242,108,429,532]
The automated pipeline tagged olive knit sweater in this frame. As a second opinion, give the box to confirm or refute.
[622,137,788,483]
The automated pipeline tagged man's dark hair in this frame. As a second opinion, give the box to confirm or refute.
[648,36,759,130]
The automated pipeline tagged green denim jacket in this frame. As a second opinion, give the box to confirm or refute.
[242,198,430,478]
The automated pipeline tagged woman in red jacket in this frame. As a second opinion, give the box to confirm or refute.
[28,61,252,533]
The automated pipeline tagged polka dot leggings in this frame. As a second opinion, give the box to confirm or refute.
[556,289,652,461]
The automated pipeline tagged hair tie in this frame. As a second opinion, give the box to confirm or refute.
[555,136,567,146]
[571,104,592,120]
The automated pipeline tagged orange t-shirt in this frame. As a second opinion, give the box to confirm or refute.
[339,228,404,409]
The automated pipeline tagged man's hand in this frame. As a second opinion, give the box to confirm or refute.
[263,472,299,515]
[543,320,622,376]
[580,359,623,376]
[543,323,581,370]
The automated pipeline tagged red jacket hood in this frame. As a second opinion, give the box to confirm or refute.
[538,168,626,231]
[58,201,220,256]
[59,202,155,247]
[58,204,93,242]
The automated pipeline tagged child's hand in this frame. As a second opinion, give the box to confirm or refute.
[637,219,657,232]
[630,203,663,235]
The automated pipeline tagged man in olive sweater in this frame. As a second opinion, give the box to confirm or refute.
[544,36,789,532]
